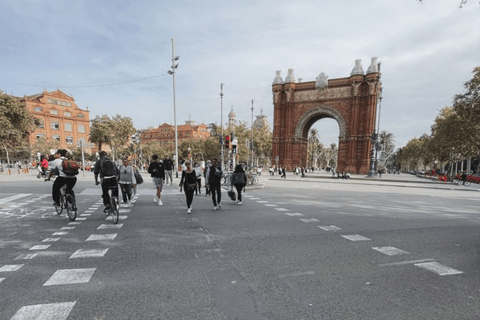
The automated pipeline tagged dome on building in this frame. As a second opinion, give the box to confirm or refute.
[253,111,269,130]
[228,109,236,119]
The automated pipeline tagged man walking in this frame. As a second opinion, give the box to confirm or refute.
[163,156,174,186]
[148,155,165,205]
[206,158,222,211]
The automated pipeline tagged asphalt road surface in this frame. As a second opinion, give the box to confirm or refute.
[1,174,479,319]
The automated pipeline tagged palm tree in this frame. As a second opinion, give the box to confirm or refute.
[307,129,322,168]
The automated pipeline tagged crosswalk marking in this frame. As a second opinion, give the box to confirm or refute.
[341,234,371,241]
[42,238,60,242]
[61,226,75,230]
[0,264,24,272]
[86,234,117,241]
[106,215,128,221]
[0,194,32,204]
[372,246,410,256]
[414,261,463,276]
[30,245,51,250]
[15,253,39,260]
[0,278,4,283]
[11,302,76,320]
[318,225,342,231]
[285,212,303,216]
[97,224,123,229]
[264,204,278,207]
[52,232,68,236]
[43,268,96,286]
[300,218,319,223]
[275,208,290,211]
[70,249,108,259]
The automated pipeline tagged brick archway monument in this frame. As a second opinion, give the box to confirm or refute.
[272,58,382,174]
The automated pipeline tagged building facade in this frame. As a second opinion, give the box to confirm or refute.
[140,121,210,147]
[19,90,91,153]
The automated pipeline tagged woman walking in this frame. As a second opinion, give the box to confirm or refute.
[179,161,197,214]
[231,164,247,205]
[118,159,136,204]
[193,161,202,195]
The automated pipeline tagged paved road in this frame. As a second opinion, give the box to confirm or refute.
[0,172,479,319]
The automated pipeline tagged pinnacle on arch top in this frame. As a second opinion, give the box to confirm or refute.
[350,59,364,76]
[284,68,297,83]
[366,57,379,74]
[273,70,284,84]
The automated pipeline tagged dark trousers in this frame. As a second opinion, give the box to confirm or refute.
[101,177,118,206]
[119,183,132,203]
[184,186,195,208]
[196,178,201,194]
[234,183,245,202]
[210,183,221,206]
[53,176,76,204]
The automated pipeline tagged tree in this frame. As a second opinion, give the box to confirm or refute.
[90,115,136,159]
[0,92,38,165]
[307,128,323,168]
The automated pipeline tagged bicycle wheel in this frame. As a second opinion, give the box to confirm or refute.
[110,196,119,224]
[65,194,77,221]
[253,176,259,185]
[55,196,63,215]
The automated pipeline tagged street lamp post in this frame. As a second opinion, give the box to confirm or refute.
[167,38,180,178]
[220,83,225,171]
[250,99,254,171]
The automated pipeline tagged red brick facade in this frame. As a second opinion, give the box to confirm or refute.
[140,122,210,147]
[272,72,380,174]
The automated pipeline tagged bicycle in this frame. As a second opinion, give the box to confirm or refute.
[246,171,259,185]
[47,178,77,221]
[106,185,120,224]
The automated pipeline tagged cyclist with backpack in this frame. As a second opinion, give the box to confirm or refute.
[94,151,120,212]
[46,149,78,208]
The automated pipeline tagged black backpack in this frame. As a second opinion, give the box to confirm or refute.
[100,159,117,177]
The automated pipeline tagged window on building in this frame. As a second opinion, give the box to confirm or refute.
[53,135,60,142]
[47,98,53,103]
[50,109,58,115]
[77,114,85,118]
[36,119,44,128]
[64,112,71,117]
[66,136,73,144]
[51,122,59,130]
[78,124,85,133]
[36,133,45,141]
[65,123,73,132]
[34,107,43,112]
[66,102,72,107]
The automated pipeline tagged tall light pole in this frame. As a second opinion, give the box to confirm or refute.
[250,99,254,171]
[167,38,180,178]
[220,83,224,170]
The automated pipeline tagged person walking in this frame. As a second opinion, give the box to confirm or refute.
[118,159,136,204]
[206,158,223,211]
[204,160,211,196]
[147,154,165,206]
[231,164,247,205]
[281,166,286,179]
[163,156,174,186]
[193,161,202,195]
[179,160,197,214]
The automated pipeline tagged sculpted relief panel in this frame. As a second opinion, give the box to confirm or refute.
[294,87,351,102]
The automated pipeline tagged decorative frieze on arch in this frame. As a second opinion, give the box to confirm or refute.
[294,106,347,139]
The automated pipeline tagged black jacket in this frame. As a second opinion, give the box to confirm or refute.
[164,159,174,170]
[148,161,165,179]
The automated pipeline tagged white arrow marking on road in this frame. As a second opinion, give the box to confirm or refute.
[10,302,76,320]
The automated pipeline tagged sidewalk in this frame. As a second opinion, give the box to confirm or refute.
[265,171,480,192]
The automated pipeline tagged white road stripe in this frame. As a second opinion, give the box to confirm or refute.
[318,225,342,231]
[119,209,131,213]
[275,208,290,211]
[414,262,463,276]
[300,218,319,223]
[0,194,32,204]
[285,212,303,216]
[0,278,4,283]
[257,201,269,203]
[75,217,87,221]
[68,222,81,225]
[379,258,435,267]
[341,234,371,241]
[97,224,123,229]
[44,268,96,286]
[15,253,39,260]
[372,246,410,256]
[52,232,68,236]
[61,227,75,230]
[264,204,278,207]
[70,249,109,259]
[106,215,128,221]
[10,302,76,320]
[0,264,24,272]
[42,238,60,242]
[86,234,117,241]
[30,245,51,250]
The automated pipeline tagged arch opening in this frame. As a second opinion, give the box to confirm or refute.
[305,117,340,171]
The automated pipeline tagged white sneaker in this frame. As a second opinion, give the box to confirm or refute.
[187,208,192,214]
[153,197,158,202]
[218,203,221,209]
[158,199,163,206]
[213,206,218,211]
[238,201,242,205]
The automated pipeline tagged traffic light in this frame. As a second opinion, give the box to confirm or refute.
[225,135,230,149]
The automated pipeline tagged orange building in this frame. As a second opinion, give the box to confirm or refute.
[18,90,91,153]
[140,121,210,147]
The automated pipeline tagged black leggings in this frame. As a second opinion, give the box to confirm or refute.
[234,183,245,201]
[119,184,132,203]
[184,186,195,208]
[210,183,221,206]
[53,176,76,204]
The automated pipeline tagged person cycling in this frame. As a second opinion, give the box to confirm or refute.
[94,151,119,212]
[46,149,77,208]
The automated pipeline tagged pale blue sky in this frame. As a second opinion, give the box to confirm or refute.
[1,0,478,147]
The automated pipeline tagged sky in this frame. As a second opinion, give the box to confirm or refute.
[1,0,479,148]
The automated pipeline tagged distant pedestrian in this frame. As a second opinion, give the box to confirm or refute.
[193,161,202,195]
[179,160,197,214]
[281,166,286,179]
[461,171,467,185]
[231,164,247,205]
[206,158,223,210]
[118,159,136,204]
[163,156,174,186]
[378,169,382,178]
[148,154,165,206]
[204,160,211,196]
